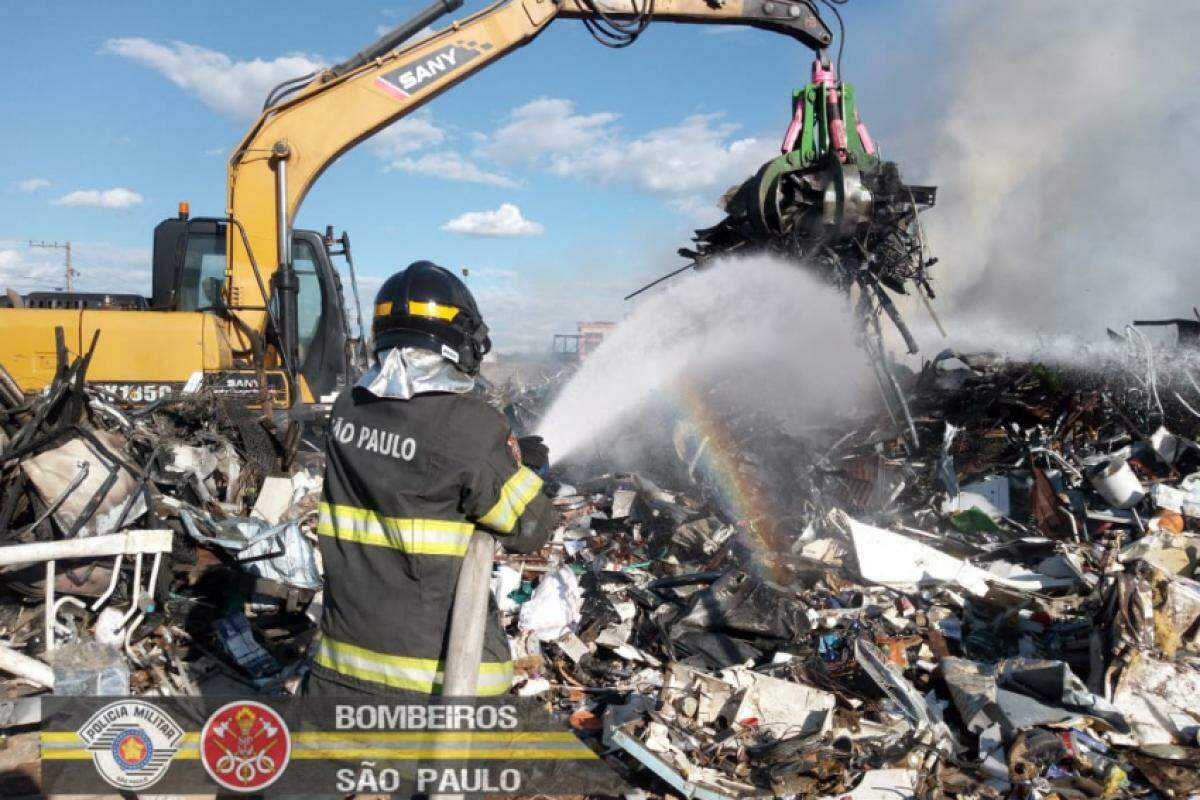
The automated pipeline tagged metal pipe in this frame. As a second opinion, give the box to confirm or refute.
[442,531,496,696]
[146,552,163,611]
[132,552,143,606]
[0,643,54,688]
[52,595,88,622]
[90,554,124,611]
[273,144,300,373]
[118,552,145,630]
[275,150,291,273]
[45,560,55,653]
[52,596,88,647]
[0,530,174,567]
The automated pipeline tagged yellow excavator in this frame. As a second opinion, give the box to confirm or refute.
[0,0,833,417]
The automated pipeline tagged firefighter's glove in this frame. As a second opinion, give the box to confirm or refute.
[518,435,550,475]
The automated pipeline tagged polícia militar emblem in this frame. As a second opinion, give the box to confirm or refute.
[76,700,183,790]
[200,700,291,792]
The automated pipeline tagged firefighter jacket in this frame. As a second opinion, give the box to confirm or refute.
[310,375,554,696]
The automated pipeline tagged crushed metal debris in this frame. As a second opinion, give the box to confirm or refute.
[2,331,1200,798]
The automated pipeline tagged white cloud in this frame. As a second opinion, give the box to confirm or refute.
[371,97,770,200]
[365,111,519,188]
[371,113,447,159]
[371,112,517,188]
[442,204,544,237]
[51,188,143,209]
[0,242,151,295]
[387,150,518,188]
[479,98,773,197]
[102,38,326,119]
[15,177,50,192]
[550,113,772,194]
[668,194,726,226]
[482,98,618,161]
[0,248,55,293]
[103,37,510,190]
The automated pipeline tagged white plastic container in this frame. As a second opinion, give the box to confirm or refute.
[1089,458,1146,509]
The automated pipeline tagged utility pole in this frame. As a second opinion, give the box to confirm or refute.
[28,240,75,291]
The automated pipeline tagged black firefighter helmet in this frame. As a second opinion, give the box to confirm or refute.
[371,261,491,375]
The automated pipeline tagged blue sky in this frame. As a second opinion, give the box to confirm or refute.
[0,0,938,351]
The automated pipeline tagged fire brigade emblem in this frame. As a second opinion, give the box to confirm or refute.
[76,700,183,789]
[200,701,291,792]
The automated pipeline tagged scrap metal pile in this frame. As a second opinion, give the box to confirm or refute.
[494,343,1200,798]
[0,345,323,705]
[2,334,1200,798]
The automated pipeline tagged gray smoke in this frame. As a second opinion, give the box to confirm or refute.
[918,0,1200,349]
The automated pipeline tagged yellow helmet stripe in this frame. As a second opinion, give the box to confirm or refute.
[375,299,460,321]
[407,299,459,321]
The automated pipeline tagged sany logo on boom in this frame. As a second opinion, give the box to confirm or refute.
[374,43,483,100]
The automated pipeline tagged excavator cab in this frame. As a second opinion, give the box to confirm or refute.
[150,211,359,409]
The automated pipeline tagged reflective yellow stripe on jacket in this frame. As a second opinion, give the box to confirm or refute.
[478,466,542,534]
[318,503,474,556]
[315,636,513,695]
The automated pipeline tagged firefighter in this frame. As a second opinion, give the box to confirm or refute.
[301,261,555,697]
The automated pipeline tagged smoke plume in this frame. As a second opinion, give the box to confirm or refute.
[920,0,1200,348]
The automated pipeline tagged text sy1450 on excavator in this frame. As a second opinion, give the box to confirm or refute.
[0,0,838,417]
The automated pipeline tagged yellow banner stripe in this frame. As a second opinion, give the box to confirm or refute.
[292,731,579,743]
[40,733,87,743]
[41,734,201,745]
[43,748,592,761]
[43,750,201,761]
[293,748,595,760]
[44,734,578,748]
[375,300,394,316]
[42,730,592,761]
[477,466,542,534]
[42,731,577,744]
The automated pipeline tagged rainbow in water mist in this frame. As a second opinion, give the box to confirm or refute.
[534,256,874,583]
[670,382,804,584]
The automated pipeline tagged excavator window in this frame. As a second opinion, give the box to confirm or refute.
[179,231,226,311]
[292,240,325,363]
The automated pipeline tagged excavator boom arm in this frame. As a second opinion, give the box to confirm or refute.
[225,0,831,361]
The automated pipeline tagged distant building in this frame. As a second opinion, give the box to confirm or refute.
[552,321,616,360]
